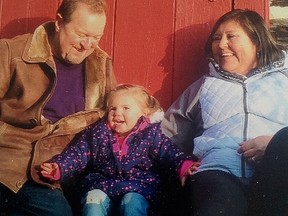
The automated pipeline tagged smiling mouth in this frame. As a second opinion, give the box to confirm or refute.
[113,120,125,125]
[221,53,234,57]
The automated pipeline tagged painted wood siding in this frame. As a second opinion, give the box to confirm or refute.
[0,0,268,109]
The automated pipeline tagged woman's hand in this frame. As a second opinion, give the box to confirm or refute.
[40,162,61,181]
[237,136,272,163]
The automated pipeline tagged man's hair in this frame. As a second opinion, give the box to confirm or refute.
[57,0,106,23]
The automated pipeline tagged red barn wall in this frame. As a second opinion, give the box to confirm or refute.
[0,0,268,109]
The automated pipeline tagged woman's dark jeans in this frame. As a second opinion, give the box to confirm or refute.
[185,170,248,216]
[185,126,288,216]
[249,126,288,216]
[0,180,72,216]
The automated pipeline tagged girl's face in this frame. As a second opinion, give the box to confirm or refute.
[211,20,258,76]
[107,91,146,137]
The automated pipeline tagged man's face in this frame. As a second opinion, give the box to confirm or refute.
[55,3,106,64]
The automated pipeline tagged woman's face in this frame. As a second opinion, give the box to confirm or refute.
[211,20,258,76]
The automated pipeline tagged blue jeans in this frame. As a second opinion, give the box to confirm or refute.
[0,181,72,216]
[82,189,149,216]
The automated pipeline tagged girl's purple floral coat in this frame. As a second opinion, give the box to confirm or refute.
[50,116,192,206]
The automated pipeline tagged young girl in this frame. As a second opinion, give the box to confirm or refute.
[40,84,200,216]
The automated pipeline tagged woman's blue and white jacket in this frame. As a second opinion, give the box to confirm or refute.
[161,54,288,180]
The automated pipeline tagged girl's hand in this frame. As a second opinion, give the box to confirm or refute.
[181,161,201,186]
[40,162,61,181]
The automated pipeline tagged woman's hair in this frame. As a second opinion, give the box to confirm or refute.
[106,84,162,116]
[57,0,106,24]
[205,9,284,67]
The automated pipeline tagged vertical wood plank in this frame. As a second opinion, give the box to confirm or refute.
[172,0,232,101]
[1,0,29,38]
[26,0,59,31]
[0,0,3,35]
[112,0,175,109]
[0,0,58,38]
[98,0,116,57]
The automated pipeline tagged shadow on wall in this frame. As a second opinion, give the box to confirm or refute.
[0,17,53,39]
[154,23,211,110]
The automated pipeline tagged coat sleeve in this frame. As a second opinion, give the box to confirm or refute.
[160,76,205,155]
[49,124,95,182]
[150,124,194,175]
[0,39,11,99]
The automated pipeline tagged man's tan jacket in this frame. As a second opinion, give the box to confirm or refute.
[0,22,116,193]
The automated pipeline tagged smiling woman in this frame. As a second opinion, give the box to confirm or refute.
[161,9,288,216]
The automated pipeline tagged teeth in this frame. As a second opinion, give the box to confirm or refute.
[222,53,233,57]
[114,121,124,124]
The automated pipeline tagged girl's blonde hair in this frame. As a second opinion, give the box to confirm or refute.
[106,84,162,116]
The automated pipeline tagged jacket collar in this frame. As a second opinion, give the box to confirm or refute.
[22,22,54,65]
[209,57,286,83]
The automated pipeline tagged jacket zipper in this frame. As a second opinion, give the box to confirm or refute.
[241,83,248,178]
